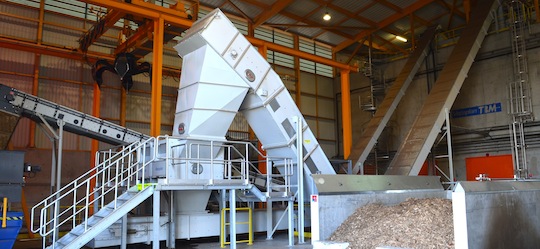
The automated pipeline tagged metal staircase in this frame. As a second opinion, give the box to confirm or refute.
[31,137,156,249]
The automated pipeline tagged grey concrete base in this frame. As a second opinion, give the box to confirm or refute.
[453,181,540,249]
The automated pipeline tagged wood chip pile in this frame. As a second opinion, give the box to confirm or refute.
[330,198,454,249]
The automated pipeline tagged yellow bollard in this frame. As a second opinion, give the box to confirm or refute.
[2,197,7,228]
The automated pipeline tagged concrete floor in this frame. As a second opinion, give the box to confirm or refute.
[13,233,314,249]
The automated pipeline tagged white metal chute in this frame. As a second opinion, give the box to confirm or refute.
[173,9,335,196]
[174,45,250,139]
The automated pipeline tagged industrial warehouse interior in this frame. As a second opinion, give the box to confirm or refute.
[0,0,539,248]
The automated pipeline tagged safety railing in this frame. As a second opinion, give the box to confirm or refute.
[220,207,253,247]
[155,135,294,196]
[30,137,156,245]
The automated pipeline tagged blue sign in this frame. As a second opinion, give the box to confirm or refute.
[452,102,502,118]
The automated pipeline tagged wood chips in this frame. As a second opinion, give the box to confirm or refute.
[329,198,454,249]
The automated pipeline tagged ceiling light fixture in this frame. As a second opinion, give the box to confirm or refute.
[396,35,408,42]
[323,11,331,21]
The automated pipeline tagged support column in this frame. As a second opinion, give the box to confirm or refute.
[29,54,40,148]
[152,191,160,249]
[30,0,45,147]
[56,119,64,193]
[121,215,127,249]
[89,83,100,215]
[168,191,175,249]
[229,189,236,249]
[294,116,304,244]
[150,17,164,137]
[288,200,294,246]
[265,200,273,240]
[340,70,352,158]
[445,108,454,183]
[220,190,228,244]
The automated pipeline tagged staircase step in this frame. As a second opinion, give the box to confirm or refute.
[71,228,84,237]
[59,233,77,245]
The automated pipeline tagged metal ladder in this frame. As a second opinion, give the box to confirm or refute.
[31,137,156,249]
[507,0,534,179]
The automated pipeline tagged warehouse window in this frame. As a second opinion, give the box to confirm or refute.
[299,38,333,78]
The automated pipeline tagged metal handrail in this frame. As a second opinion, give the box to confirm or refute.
[30,137,156,244]
[155,136,293,195]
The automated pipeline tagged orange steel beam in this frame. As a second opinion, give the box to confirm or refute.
[84,1,355,72]
[29,54,40,148]
[20,190,35,238]
[80,9,125,51]
[253,0,294,28]
[362,39,388,52]
[225,0,253,23]
[340,70,352,158]
[0,37,114,62]
[346,39,365,65]
[120,89,127,126]
[373,34,408,54]
[80,0,192,29]
[410,14,416,48]
[446,0,458,30]
[464,0,471,23]
[29,0,45,147]
[334,0,435,52]
[115,22,153,54]
[150,17,164,137]
[536,0,540,23]
[37,0,45,44]
[247,37,358,72]
[435,0,465,19]
[89,83,101,215]
[131,0,189,19]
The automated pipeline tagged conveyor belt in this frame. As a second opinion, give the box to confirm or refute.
[386,0,499,175]
[0,84,150,145]
[348,25,438,174]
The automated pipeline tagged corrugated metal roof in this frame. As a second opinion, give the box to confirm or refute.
[391,18,411,32]
[415,2,448,22]
[361,3,396,23]
[332,0,372,13]
[289,26,323,39]
[341,18,370,29]
[230,0,264,19]
[389,0,416,9]
[266,13,298,25]
[198,0,225,9]
[307,7,349,27]
[286,0,320,18]
[316,32,349,46]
